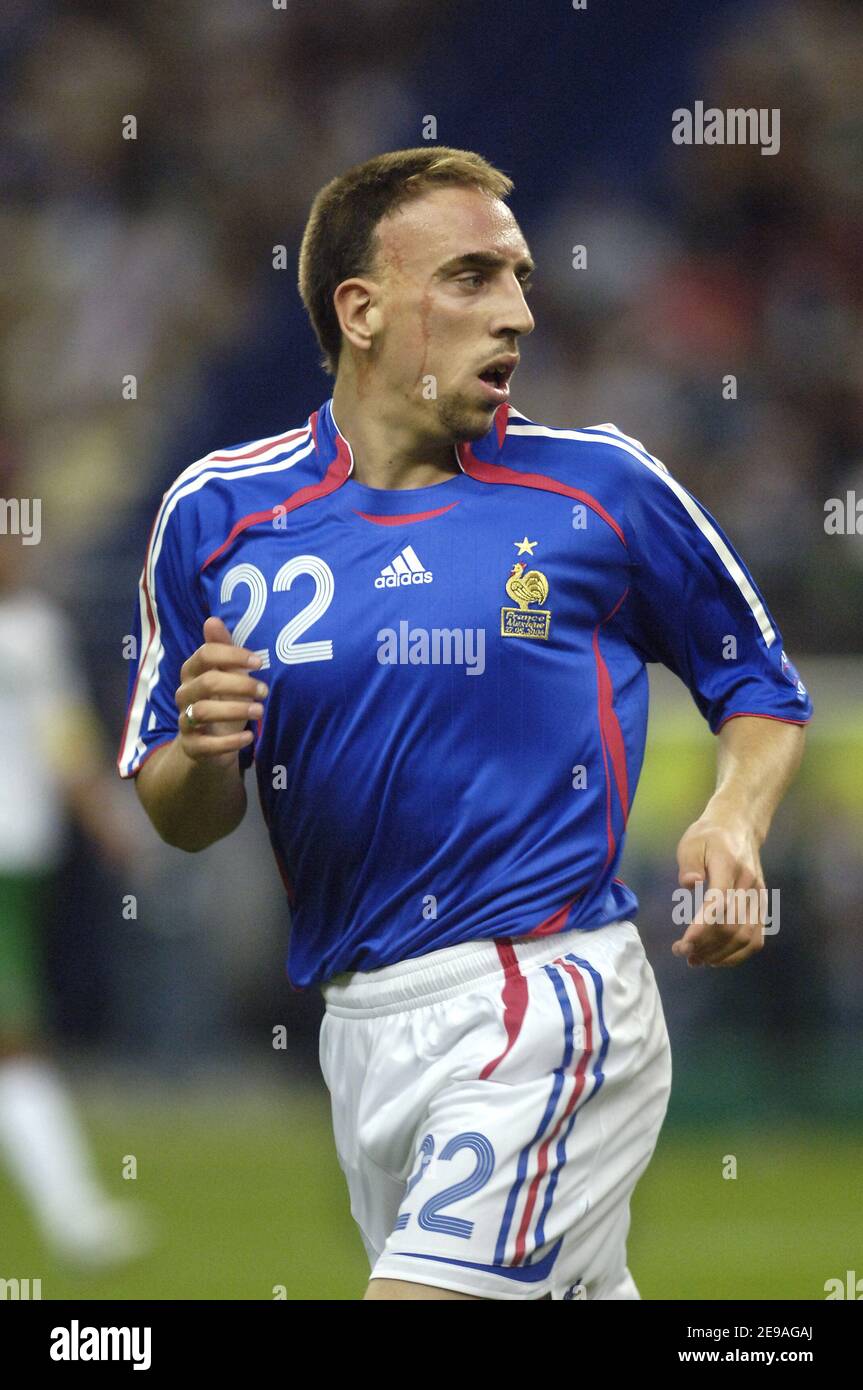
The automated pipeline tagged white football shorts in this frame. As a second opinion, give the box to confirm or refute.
[319,918,672,1300]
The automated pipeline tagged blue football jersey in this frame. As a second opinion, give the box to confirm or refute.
[118,400,812,986]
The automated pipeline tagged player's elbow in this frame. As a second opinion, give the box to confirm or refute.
[134,770,247,851]
[143,811,244,853]
[153,821,224,853]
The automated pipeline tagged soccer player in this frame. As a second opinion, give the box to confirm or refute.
[0,531,150,1266]
[118,149,811,1300]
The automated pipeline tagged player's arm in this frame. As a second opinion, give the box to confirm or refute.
[135,616,268,852]
[673,716,805,968]
[615,429,812,969]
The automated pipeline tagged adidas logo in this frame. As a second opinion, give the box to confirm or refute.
[374,545,433,589]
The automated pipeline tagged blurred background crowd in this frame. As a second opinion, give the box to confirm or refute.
[0,0,860,1296]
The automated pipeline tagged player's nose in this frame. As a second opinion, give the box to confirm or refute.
[490,276,535,339]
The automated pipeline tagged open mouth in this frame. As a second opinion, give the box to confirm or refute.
[477,358,517,401]
[479,366,510,388]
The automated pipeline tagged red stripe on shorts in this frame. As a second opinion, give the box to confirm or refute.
[479,942,529,1081]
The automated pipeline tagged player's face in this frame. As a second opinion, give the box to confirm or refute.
[371,186,535,441]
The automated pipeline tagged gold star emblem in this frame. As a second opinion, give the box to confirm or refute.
[514,536,538,556]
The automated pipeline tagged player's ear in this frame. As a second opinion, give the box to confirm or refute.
[333,278,381,355]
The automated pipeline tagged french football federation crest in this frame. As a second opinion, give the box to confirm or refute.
[501,560,552,640]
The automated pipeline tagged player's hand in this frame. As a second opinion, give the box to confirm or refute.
[175,616,269,767]
[672,814,767,968]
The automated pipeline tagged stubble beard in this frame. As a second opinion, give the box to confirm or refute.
[435,388,497,444]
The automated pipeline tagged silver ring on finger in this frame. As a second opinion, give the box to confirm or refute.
[184,702,199,731]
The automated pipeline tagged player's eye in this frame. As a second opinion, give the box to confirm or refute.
[518,277,534,295]
[456,272,485,289]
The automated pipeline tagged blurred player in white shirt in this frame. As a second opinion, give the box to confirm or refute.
[0,530,149,1267]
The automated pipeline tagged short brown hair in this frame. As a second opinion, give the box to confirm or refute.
[298,147,513,375]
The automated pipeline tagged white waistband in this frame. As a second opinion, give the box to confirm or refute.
[321,920,633,1017]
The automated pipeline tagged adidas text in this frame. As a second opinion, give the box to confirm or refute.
[375,545,433,588]
[375,571,433,588]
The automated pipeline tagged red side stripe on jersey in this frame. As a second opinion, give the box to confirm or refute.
[200,418,351,572]
[479,942,529,1081]
[592,587,631,866]
[596,701,614,867]
[494,402,510,450]
[207,426,309,464]
[526,894,582,938]
[456,443,627,548]
[352,502,460,526]
[595,638,629,822]
[512,958,593,1266]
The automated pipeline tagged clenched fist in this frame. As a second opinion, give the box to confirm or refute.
[175,616,269,767]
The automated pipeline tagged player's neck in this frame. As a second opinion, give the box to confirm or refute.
[331,376,459,491]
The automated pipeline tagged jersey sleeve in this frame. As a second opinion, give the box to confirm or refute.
[620,447,813,733]
[117,494,210,778]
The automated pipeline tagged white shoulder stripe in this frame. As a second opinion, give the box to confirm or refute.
[118,432,315,775]
[504,421,775,647]
[213,425,310,455]
[166,424,312,498]
[506,422,661,472]
[637,454,776,648]
[582,422,669,473]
